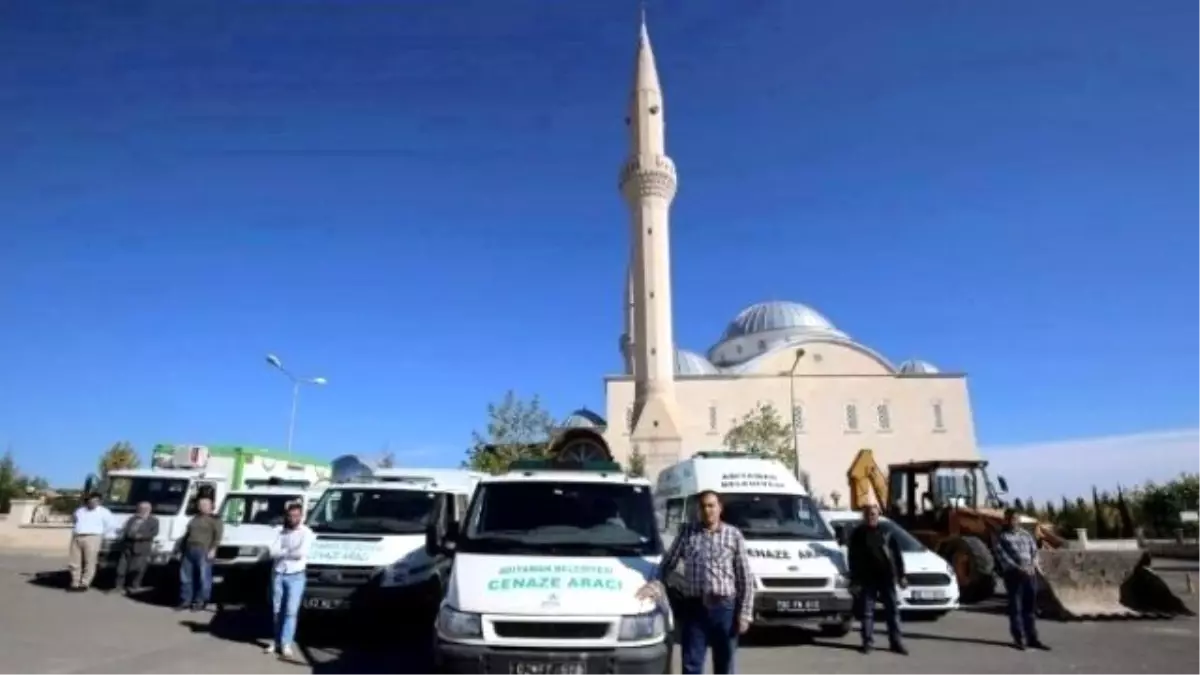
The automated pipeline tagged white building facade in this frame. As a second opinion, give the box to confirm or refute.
[597,19,981,501]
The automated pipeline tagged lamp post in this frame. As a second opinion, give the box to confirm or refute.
[265,353,327,457]
[788,348,806,483]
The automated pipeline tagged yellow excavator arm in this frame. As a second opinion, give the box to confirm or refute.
[847,448,889,510]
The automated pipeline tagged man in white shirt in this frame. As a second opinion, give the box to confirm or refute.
[265,502,314,660]
[69,493,115,592]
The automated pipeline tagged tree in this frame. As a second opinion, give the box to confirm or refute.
[722,402,796,472]
[628,446,646,478]
[0,449,50,513]
[98,441,140,478]
[463,391,557,474]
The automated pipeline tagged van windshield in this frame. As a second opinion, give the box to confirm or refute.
[460,482,662,557]
[718,493,830,541]
[102,476,190,515]
[220,493,302,526]
[308,488,436,535]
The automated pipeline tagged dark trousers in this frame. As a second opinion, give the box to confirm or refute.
[859,583,903,647]
[1003,570,1039,644]
[115,548,149,590]
[179,547,213,605]
[679,597,738,675]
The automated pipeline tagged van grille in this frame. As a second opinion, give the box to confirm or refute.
[305,564,378,587]
[492,621,609,640]
[906,572,952,587]
[759,577,828,589]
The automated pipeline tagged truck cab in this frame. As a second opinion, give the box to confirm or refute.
[654,452,853,637]
[97,465,227,575]
[300,468,482,617]
[432,458,671,675]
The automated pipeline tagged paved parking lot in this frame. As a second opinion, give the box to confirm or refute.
[1,553,1197,674]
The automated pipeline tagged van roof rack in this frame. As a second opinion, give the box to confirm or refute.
[507,458,624,474]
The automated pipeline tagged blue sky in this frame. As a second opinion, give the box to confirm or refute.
[1,1,1196,487]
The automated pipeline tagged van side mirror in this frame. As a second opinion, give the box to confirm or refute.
[444,521,460,553]
[997,476,1009,493]
[425,523,440,556]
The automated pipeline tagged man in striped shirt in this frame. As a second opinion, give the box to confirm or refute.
[637,490,753,675]
[994,508,1050,651]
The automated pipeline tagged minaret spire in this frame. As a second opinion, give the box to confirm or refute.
[619,11,682,478]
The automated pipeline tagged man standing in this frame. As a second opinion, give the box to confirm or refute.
[178,496,223,611]
[995,508,1050,651]
[846,504,908,655]
[636,490,753,675]
[265,502,314,660]
[113,501,160,595]
[68,493,114,592]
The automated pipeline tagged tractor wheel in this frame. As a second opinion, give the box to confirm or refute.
[941,535,995,604]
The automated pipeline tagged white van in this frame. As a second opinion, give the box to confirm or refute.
[821,509,960,619]
[654,452,853,637]
[211,483,328,602]
[431,459,672,674]
[301,468,483,616]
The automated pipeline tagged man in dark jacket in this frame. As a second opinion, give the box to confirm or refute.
[178,496,223,611]
[113,501,160,594]
[846,504,908,655]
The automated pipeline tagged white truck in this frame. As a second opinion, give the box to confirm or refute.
[211,483,329,605]
[431,459,672,674]
[96,445,327,586]
[653,451,854,637]
[300,468,483,617]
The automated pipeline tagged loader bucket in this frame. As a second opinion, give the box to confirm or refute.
[1036,549,1195,620]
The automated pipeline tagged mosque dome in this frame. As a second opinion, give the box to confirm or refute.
[675,349,720,376]
[561,408,608,430]
[897,359,940,374]
[720,301,841,340]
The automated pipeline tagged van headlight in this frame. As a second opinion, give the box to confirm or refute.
[618,610,666,641]
[436,606,482,639]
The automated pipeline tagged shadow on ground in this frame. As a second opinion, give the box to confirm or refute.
[181,605,434,674]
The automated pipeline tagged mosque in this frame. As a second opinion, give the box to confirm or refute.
[559,17,982,501]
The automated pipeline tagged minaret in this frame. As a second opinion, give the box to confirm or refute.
[620,261,637,376]
[619,13,682,475]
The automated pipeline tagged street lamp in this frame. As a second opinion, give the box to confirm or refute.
[788,348,806,483]
[265,353,327,457]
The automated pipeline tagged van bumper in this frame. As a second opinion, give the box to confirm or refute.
[433,639,670,674]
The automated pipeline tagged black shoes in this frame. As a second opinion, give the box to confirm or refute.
[859,643,908,656]
[67,586,87,593]
[1013,639,1050,652]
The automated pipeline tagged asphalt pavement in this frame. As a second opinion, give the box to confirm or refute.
[1,553,1196,674]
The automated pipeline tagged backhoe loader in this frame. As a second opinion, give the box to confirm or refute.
[846,449,1192,620]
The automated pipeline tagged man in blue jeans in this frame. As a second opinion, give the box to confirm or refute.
[637,490,753,674]
[995,508,1050,652]
[265,502,314,660]
[178,497,223,611]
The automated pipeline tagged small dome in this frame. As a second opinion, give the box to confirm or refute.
[898,359,940,374]
[721,301,840,341]
[675,349,720,376]
[561,408,607,429]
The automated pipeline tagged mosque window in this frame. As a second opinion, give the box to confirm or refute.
[708,405,718,433]
[792,405,805,433]
[845,403,859,432]
[876,403,891,432]
[932,400,945,431]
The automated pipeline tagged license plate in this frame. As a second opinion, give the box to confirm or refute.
[775,598,822,613]
[911,589,946,600]
[302,597,343,610]
[510,663,584,675]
